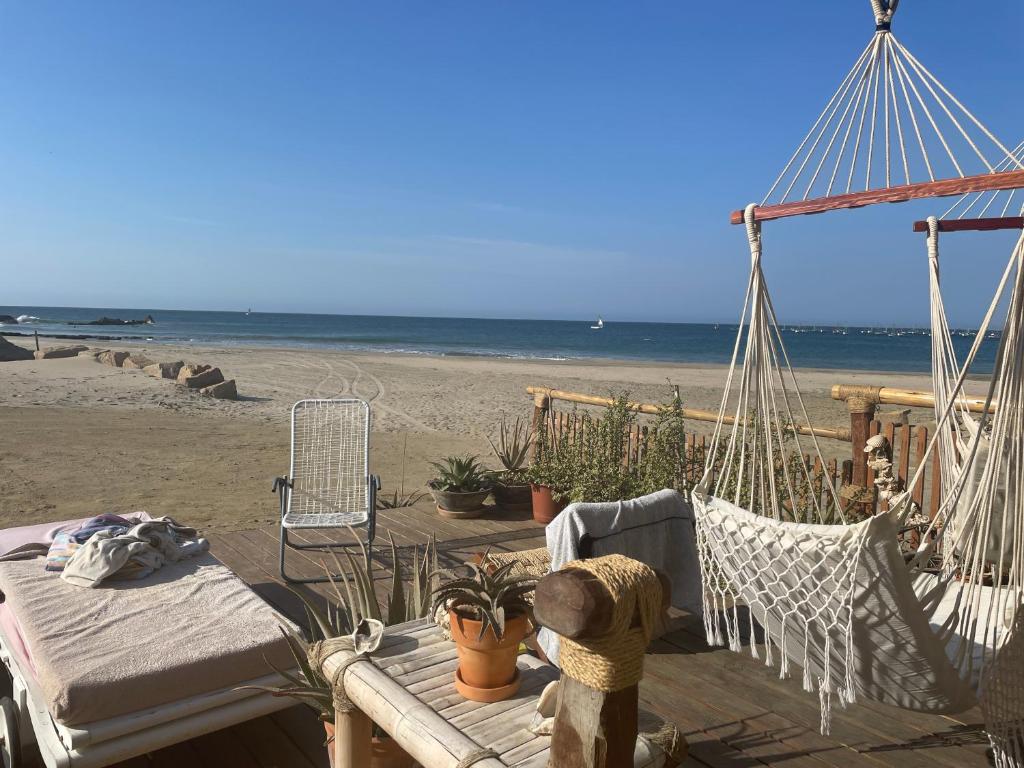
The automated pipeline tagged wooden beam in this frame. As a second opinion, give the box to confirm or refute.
[911,216,1024,233]
[730,169,1024,225]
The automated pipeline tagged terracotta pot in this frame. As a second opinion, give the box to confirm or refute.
[529,484,567,525]
[430,488,491,517]
[371,734,415,768]
[492,481,533,512]
[323,721,335,768]
[448,609,530,702]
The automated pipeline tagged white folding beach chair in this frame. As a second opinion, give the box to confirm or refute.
[274,398,379,583]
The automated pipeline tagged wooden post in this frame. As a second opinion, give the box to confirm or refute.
[530,390,551,462]
[847,394,877,489]
[334,707,372,768]
[535,566,677,768]
[34,330,39,351]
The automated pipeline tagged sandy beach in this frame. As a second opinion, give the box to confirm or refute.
[0,336,961,532]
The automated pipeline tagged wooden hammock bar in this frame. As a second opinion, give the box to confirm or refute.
[729,169,1024,225]
[912,216,1024,233]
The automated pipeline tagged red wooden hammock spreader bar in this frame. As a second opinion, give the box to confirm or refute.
[911,217,1024,233]
[730,169,1024,225]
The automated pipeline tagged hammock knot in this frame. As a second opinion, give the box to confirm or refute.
[926,216,939,265]
[870,0,897,31]
[743,203,762,266]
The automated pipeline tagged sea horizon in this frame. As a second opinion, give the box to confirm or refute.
[1,304,1000,373]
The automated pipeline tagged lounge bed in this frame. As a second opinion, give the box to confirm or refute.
[0,517,296,768]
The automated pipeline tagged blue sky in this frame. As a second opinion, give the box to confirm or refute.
[2,1,1022,325]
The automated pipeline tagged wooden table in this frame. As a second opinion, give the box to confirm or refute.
[320,619,672,768]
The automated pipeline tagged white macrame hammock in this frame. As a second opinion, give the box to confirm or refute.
[694,4,1023,760]
[693,206,1024,759]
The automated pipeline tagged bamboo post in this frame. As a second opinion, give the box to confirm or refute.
[530,390,551,462]
[334,707,372,768]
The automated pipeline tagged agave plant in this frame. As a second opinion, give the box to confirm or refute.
[428,455,492,493]
[325,529,439,629]
[487,416,533,474]
[431,558,536,640]
[376,488,427,510]
[249,529,439,726]
[376,432,426,509]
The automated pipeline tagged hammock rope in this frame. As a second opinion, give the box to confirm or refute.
[761,1,1023,208]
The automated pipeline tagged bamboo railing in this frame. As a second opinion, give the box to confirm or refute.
[526,387,851,442]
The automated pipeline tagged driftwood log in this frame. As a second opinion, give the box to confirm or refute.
[534,565,676,768]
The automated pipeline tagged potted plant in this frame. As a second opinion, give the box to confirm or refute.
[431,559,536,703]
[428,455,493,519]
[487,416,533,513]
[251,532,437,768]
[524,414,571,524]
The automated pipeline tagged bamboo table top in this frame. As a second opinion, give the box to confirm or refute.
[330,618,671,768]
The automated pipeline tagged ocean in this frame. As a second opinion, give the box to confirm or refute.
[0,306,1000,373]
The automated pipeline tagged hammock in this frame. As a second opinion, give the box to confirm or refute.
[694,207,1023,748]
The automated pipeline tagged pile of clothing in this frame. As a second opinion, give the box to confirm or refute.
[43,514,209,588]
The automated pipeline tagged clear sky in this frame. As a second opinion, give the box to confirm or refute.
[2,1,1022,325]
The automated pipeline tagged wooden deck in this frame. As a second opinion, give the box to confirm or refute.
[107,504,992,768]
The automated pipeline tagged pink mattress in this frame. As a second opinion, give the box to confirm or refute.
[0,517,294,726]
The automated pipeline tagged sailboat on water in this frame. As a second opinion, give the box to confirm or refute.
[591,316,604,330]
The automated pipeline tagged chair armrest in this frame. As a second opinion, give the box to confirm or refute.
[272,476,291,493]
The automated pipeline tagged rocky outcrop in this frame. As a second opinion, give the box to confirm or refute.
[34,345,89,359]
[121,354,155,370]
[200,379,238,400]
[143,361,184,380]
[78,347,97,357]
[0,336,33,361]
[97,350,130,367]
[176,363,211,384]
[86,315,155,326]
[0,315,18,325]
[184,367,224,389]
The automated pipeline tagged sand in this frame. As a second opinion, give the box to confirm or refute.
[0,336,965,531]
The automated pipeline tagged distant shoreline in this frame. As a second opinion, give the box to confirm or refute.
[3,331,994,380]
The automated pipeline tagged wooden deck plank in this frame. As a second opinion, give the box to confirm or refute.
[201,523,991,768]
[663,619,990,768]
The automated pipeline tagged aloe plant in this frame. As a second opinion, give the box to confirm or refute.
[487,416,533,475]
[428,455,493,493]
[431,559,536,640]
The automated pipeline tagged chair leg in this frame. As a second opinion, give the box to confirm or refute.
[279,527,375,584]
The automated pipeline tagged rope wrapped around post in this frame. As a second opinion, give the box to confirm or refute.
[557,555,664,693]
[307,619,385,713]
[535,554,687,768]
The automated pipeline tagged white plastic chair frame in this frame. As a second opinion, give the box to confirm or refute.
[274,399,379,583]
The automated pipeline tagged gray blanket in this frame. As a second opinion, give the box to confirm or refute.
[538,488,701,664]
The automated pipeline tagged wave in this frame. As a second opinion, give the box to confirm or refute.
[15,315,40,323]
